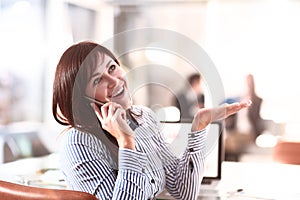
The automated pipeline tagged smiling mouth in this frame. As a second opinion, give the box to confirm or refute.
[111,86,124,98]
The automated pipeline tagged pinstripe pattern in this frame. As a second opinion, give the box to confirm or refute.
[59,105,206,200]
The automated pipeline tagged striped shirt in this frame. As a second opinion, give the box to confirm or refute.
[59,105,206,200]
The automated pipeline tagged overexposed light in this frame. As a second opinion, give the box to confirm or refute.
[144,48,172,65]
[154,106,180,122]
[255,132,278,148]
[205,0,300,124]
[12,0,31,14]
[285,123,300,138]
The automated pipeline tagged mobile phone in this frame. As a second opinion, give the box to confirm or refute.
[85,95,138,131]
[84,96,106,107]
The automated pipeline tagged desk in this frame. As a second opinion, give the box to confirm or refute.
[0,155,300,199]
[0,153,65,189]
[214,162,300,199]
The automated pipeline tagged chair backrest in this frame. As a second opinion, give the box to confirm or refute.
[273,139,300,165]
[0,180,98,200]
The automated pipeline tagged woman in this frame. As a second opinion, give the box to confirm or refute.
[52,41,250,200]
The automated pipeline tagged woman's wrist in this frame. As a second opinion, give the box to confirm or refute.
[118,136,135,150]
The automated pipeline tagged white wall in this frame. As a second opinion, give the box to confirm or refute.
[2,0,300,128]
[204,0,300,123]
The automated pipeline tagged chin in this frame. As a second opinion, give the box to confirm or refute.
[112,97,131,109]
[120,90,132,109]
[111,88,131,109]
[119,100,132,109]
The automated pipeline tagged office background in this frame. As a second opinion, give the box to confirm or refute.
[1,0,300,158]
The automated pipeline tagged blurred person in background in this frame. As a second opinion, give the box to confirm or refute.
[197,93,205,110]
[173,73,205,121]
[246,74,265,138]
[223,74,264,161]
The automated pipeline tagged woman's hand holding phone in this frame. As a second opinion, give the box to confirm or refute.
[91,102,135,150]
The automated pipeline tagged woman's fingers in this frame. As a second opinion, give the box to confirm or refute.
[94,102,129,132]
[90,102,134,149]
[224,100,252,118]
[213,100,252,121]
[111,105,123,123]
[100,103,110,119]
[192,100,252,131]
[113,108,131,132]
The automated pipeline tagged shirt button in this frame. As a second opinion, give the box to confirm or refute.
[189,148,194,152]
[142,169,145,173]
[151,179,155,183]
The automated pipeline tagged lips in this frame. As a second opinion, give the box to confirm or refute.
[111,86,124,98]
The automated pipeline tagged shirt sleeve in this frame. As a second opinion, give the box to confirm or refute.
[144,106,207,200]
[59,130,149,200]
[160,129,207,200]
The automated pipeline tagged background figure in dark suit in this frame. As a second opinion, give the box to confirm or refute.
[174,73,205,121]
[246,74,265,138]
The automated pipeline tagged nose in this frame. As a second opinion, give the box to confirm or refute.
[103,72,119,89]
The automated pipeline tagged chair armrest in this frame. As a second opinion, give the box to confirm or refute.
[0,180,98,200]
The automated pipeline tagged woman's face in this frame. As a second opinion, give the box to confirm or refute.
[85,54,131,109]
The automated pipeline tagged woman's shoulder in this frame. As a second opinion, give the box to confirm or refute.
[61,128,94,142]
[59,128,106,152]
[59,128,116,163]
[58,128,117,173]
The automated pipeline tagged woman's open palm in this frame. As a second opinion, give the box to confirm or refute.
[191,100,252,132]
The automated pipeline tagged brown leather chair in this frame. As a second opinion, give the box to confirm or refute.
[273,139,300,165]
[0,180,98,200]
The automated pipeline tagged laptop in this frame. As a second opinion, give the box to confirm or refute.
[157,121,224,199]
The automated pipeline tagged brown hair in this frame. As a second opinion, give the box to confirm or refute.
[188,73,201,86]
[52,41,119,130]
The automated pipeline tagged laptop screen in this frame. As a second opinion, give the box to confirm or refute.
[159,121,224,182]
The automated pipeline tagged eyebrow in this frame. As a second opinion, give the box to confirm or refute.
[89,59,113,82]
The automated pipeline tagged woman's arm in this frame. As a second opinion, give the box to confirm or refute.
[59,129,149,200]
[157,128,206,200]
[142,107,205,200]
[156,101,251,199]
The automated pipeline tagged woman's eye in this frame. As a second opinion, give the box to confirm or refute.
[108,65,116,73]
[93,77,101,86]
